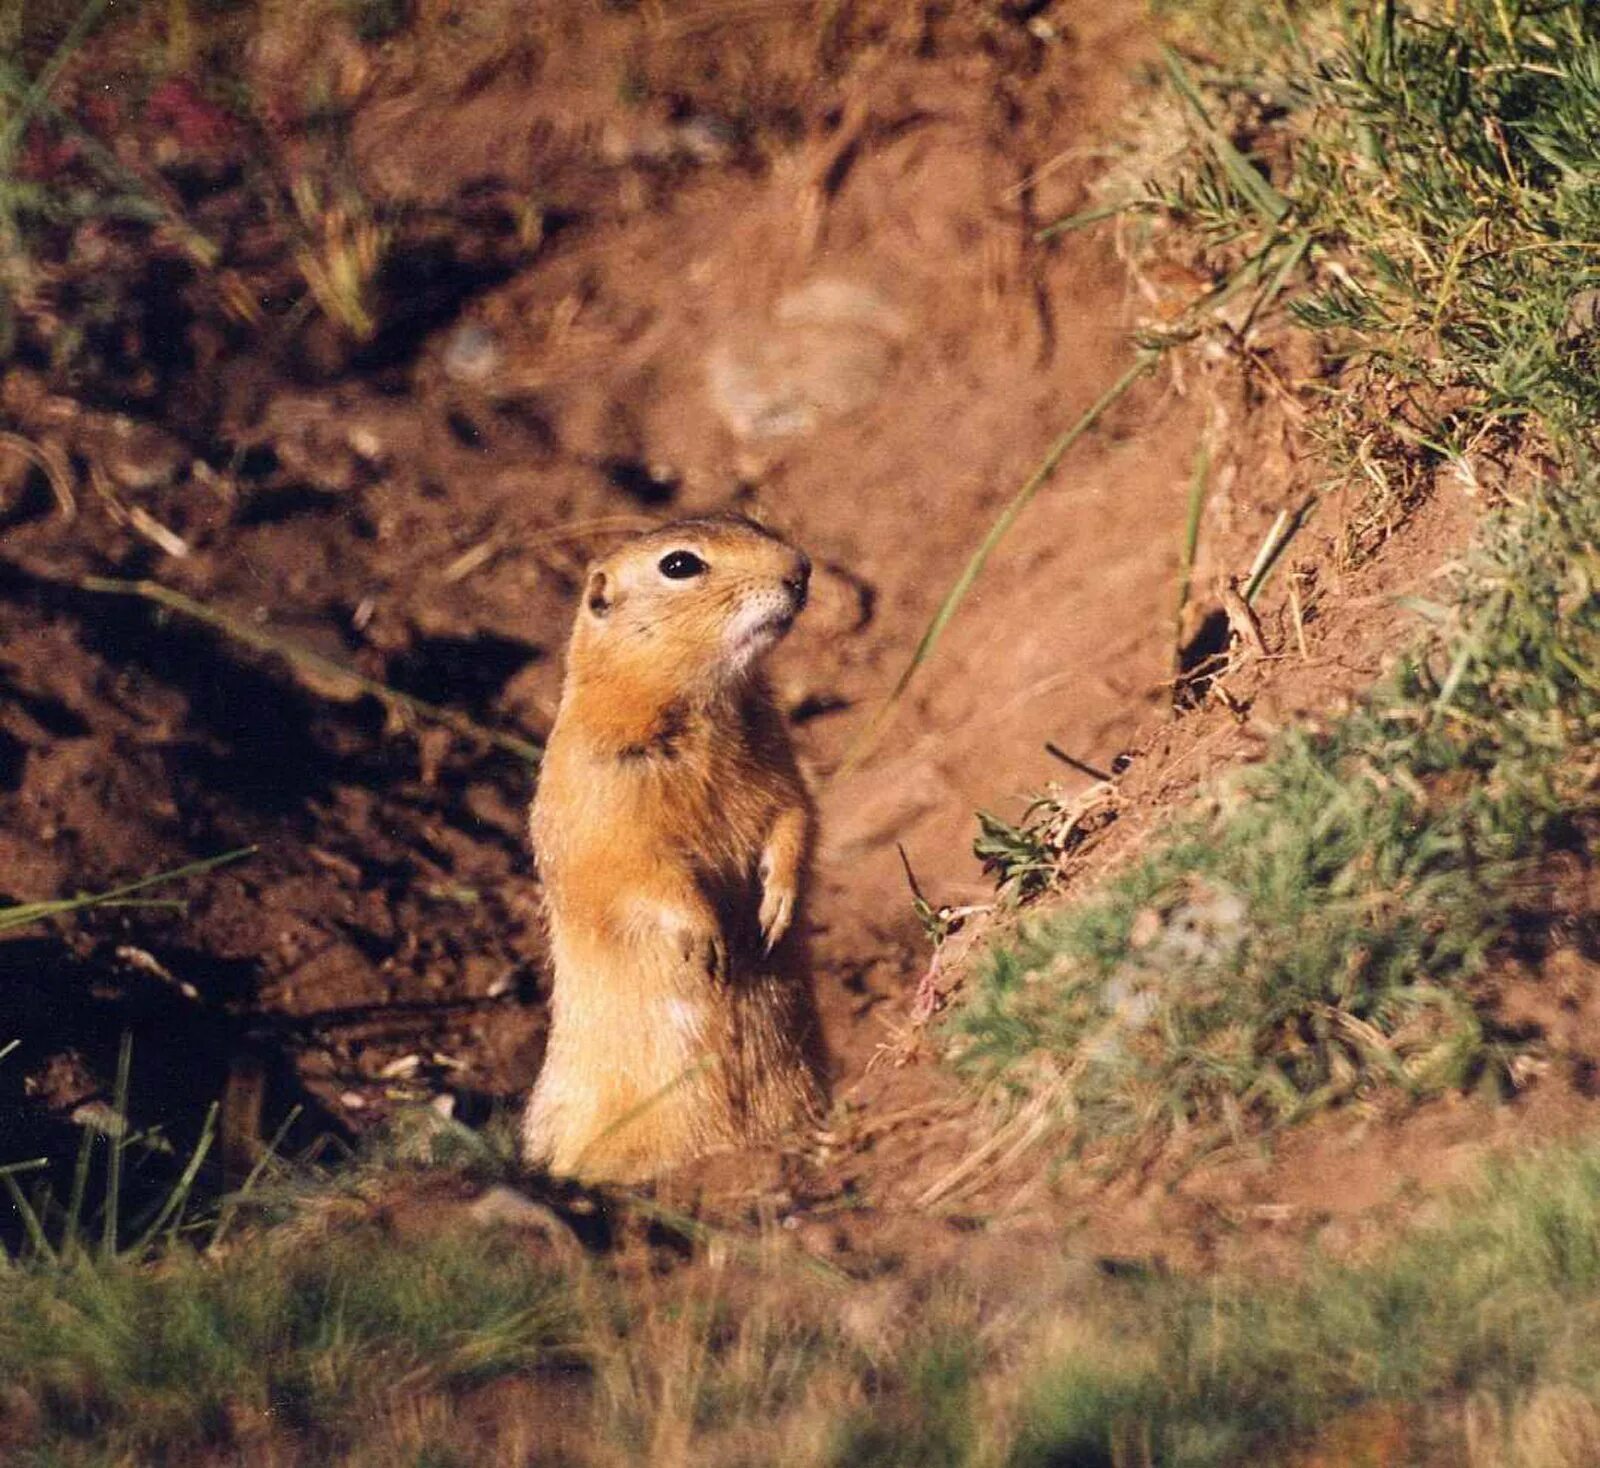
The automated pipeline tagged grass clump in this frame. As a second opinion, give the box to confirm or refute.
[1010,1145,1600,1467]
[1141,0,1600,496]
[951,0,1600,1151]
[828,1331,981,1468]
[0,1223,575,1459]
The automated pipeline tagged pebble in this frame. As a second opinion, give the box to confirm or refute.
[1560,287,1600,343]
[442,322,503,385]
[102,416,188,492]
[675,114,736,164]
[345,425,387,465]
[706,278,909,441]
[466,1185,584,1257]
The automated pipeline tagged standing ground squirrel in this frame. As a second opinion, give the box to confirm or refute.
[522,513,828,1180]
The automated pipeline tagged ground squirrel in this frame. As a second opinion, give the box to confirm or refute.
[522,513,828,1180]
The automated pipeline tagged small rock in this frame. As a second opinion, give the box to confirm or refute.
[69,1100,128,1136]
[774,278,909,339]
[346,425,387,466]
[101,416,188,492]
[675,114,737,164]
[442,322,503,385]
[268,413,364,494]
[1560,287,1600,343]
[706,279,909,442]
[708,328,894,439]
[467,1185,583,1256]
[598,118,675,166]
[469,1185,554,1227]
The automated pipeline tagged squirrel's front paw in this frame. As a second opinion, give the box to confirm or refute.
[758,880,795,954]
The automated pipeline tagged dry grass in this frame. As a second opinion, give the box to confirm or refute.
[10,1133,1600,1464]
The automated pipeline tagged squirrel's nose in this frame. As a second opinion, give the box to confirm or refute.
[784,553,811,607]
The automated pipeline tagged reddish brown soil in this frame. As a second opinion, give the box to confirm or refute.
[2,0,1176,1147]
[2,0,1594,1284]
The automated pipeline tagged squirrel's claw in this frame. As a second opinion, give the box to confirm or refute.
[759,883,794,954]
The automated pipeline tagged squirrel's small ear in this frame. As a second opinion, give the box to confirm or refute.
[584,567,612,618]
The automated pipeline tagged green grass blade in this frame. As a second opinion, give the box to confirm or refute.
[130,1103,218,1256]
[210,1104,302,1249]
[61,1125,96,1263]
[0,847,256,934]
[1162,45,1292,226]
[1242,495,1314,603]
[0,56,218,265]
[101,1031,132,1258]
[1,1164,56,1263]
[1240,228,1313,338]
[1035,198,1153,241]
[0,1158,48,1176]
[1174,434,1211,679]
[0,0,109,159]
[839,350,1159,773]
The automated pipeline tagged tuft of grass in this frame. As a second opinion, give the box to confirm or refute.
[0,0,402,394]
[0,1222,576,1459]
[949,0,1600,1154]
[1141,0,1600,481]
[3,853,257,1270]
[1009,1145,1600,1468]
[828,1330,981,1468]
[287,172,393,342]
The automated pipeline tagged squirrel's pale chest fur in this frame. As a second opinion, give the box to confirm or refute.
[522,515,826,1181]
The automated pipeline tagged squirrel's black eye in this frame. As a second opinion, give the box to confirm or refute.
[658,550,707,580]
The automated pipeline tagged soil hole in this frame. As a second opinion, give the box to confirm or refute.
[1174,607,1231,709]
[348,235,530,378]
[0,937,341,1255]
[602,457,680,507]
[383,630,544,715]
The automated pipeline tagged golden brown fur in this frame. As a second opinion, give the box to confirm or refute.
[522,514,827,1181]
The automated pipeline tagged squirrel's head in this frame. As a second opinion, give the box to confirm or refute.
[575,514,811,690]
